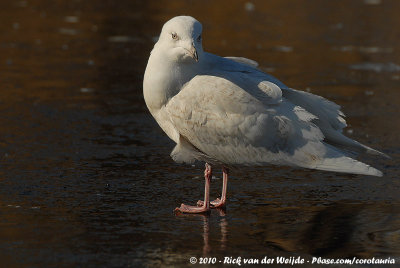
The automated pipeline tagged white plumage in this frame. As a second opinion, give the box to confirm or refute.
[143,16,387,213]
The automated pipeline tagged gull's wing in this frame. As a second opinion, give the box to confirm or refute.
[219,53,387,158]
[206,52,289,90]
[224,56,259,68]
[282,88,389,158]
[165,75,382,176]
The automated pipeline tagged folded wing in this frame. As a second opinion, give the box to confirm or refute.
[221,54,388,158]
[165,75,382,176]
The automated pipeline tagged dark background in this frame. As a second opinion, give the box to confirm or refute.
[0,0,399,267]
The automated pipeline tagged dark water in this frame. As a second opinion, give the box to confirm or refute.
[1,0,400,267]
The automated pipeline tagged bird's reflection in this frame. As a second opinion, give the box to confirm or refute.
[202,208,227,254]
[175,202,400,258]
[219,214,228,250]
[202,214,210,254]
[176,207,228,254]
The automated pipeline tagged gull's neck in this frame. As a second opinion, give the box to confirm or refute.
[143,48,199,113]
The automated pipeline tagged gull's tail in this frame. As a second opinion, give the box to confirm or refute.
[311,155,382,177]
[296,144,383,177]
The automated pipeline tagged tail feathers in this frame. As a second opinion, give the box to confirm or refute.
[311,155,383,177]
[295,143,383,177]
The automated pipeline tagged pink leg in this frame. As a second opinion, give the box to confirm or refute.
[198,166,229,208]
[174,163,212,214]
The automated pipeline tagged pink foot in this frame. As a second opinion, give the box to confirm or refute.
[175,203,210,214]
[175,163,212,214]
[197,198,226,208]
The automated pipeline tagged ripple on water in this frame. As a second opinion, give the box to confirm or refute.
[349,62,400,73]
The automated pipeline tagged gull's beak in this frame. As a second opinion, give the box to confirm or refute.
[185,42,198,62]
[192,47,199,62]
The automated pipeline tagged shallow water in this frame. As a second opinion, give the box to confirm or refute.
[1,0,400,267]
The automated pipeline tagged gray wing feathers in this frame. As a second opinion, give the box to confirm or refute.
[166,75,383,176]
[282,88,388,158]
[282,88,346,130]
[224,56,259,68]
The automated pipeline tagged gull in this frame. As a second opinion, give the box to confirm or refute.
[143,16,387,214]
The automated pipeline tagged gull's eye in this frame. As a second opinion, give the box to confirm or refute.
[171,32,178,40]
[197,34,202,43]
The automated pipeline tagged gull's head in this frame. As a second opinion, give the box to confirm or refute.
[156,16,203,64]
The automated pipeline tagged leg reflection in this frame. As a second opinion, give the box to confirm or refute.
[202,208,228,254]
[202,214,210,254]
[176,209,229,254]
[219,213,228,250]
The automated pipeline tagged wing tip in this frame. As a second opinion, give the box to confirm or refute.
[366,147,391,159]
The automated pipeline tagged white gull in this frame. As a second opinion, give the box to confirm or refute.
[143,16,387,213]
